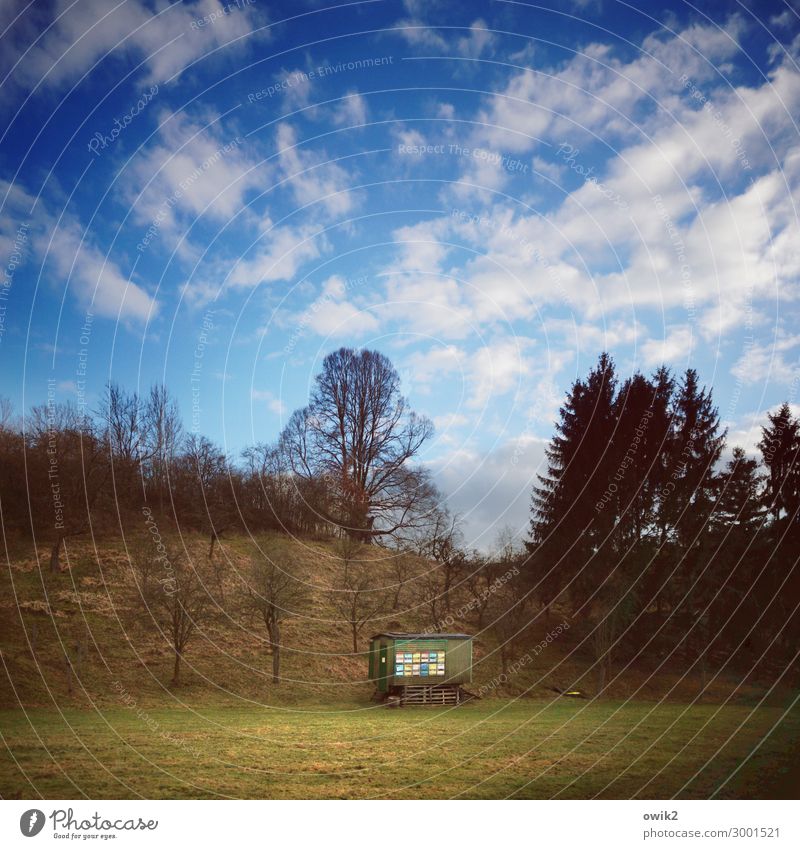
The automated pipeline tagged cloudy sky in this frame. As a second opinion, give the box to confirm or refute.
[1,0,799,548]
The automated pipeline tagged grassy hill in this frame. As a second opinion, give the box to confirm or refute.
[0,531,790,710]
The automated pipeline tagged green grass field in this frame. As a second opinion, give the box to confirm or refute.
[2,698,798,799]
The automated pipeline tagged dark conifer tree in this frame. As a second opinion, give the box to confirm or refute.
[659,369,726,658]
[608,369,673,552]
[756,404,800,659]
[715,447,764,534]
[526,353,617,612]
[701,447,766,663]
[758,402,800,527]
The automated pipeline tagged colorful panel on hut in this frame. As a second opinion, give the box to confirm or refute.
[394,644,446,677]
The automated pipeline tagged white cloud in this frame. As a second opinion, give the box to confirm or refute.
[46,218,156,322]
[532,155,563,181]
[126,108,263,253]
[455,19,495,59]
[397,16,496,59]
[403,338,536,408]
[1,0,266,96]
[467,338,535,408]
[304,299,380,338]
[640,326,695,367]
[278,67,317,112]
[0,179,35,265]
[430,434,548,550]
[225,224,325,291]
[545,317,643,354]
[699,300,768,342]
[181,219,327,306]
[286,274,380,340]
[403,344,465,393]
[417,42,800,335]
[391,218,451,272]
[1,175,156,324]
[275,122,357,216]
[731,331,800,387]
[433,412,468,429]
[252,389,286,416]
[332,91,368,126]
[382,273,476,338]
[0,175,155,322]
[471,17,746,154]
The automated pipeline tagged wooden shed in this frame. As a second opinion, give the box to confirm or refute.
[369,632,473,705]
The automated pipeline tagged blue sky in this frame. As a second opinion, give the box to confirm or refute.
[1,0,799,548]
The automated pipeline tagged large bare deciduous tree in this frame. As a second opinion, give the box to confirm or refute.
[281,347,435,540]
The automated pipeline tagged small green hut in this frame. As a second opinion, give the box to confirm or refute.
[369,632,473,704]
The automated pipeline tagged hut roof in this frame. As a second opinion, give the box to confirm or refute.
[371,632,472,640]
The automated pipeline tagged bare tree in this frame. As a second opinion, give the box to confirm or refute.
[405,505,463,611]
[178,434,235,557]
[240,441,334,536]
[98,383,150,507]
[131,538,214,685]
[418,569,448,630]
[242,540,309,684]
[281,348,434,540]
[407,504,461,560]
[0,396,13,430]
[144,384,183,515]
[493,524,522,564]
[328,538,388,652]
[486,582,532,676]
[28,402,109,572]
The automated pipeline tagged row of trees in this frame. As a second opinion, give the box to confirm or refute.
[0,348,451,571]
[524,354,800,689]
[0,386,247,570]
[128,534,468,686]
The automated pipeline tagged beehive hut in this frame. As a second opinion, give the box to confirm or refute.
[369,632,473,705]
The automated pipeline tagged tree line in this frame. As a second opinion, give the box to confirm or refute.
[522,353,800,690]
[0,347,451,573]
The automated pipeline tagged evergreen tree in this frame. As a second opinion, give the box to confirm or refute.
[599,368,675,644]
[526,353,617,612]
[608,369,673,551]
[700,448,766,665]
[657,369,725,546]
[715,447,764,534]
[758,403,800,526]
[660,369,726,659]
[524,358,800,684]
[756,404,800,658]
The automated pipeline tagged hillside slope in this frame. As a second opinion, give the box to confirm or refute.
[0,532,785,710]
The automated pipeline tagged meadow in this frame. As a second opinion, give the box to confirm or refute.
[2,698,798,799]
